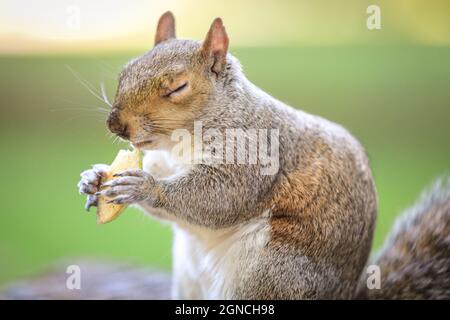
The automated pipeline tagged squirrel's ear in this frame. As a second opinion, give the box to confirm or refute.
[200,18,229,74]
[154,11,176,45]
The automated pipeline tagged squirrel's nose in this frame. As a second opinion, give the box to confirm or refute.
[107,110,130,140]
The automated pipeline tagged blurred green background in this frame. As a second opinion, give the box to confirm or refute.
[1,0,450,286]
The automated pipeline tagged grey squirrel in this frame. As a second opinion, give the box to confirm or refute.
[78,12,450,299]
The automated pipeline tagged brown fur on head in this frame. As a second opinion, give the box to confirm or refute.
[107,11,230,150]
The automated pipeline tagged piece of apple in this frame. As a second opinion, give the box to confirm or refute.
[97,148,141,224]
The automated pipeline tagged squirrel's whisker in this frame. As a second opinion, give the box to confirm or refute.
[65,64,111,108]
[100,82,112,108]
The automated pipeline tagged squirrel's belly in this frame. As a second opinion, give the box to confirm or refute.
[171,214,271,299]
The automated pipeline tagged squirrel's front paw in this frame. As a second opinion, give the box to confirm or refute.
[96,169,157,205]
[78,164,109,211]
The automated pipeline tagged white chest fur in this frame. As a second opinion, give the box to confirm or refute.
[172,217,270,299]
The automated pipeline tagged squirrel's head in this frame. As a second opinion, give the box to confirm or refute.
[107,11,232,150]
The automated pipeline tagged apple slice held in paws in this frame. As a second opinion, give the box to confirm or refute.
[96,148,142,224]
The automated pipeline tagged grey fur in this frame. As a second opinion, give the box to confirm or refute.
[357,177,450,299]
[77,13,449,299]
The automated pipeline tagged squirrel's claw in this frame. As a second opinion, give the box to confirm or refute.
[85,195,98,212]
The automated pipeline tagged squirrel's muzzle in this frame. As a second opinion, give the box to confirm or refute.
[107,109,130,140]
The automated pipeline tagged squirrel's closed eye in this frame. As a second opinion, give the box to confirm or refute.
[164,82,188,98]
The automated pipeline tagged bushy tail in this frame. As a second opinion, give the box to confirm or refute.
[357,177,450,299]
